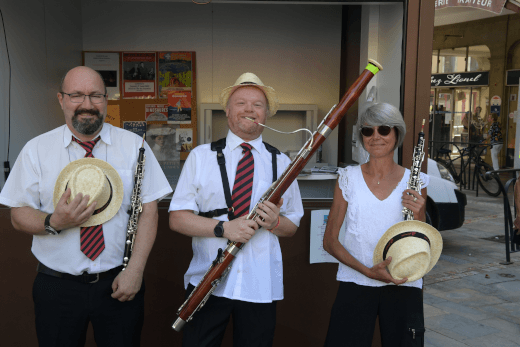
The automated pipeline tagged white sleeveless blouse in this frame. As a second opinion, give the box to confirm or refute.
[336,165,430,289]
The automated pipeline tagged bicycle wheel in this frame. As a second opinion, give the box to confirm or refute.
[476,162,501,197]
[436,159,460,184]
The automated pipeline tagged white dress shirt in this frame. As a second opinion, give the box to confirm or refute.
[169,131,304,303]
[336,165,430,289]
[0,124,172,275]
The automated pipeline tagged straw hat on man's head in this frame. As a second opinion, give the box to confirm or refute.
[53,158,124,227]
[219,72,280,117]
[373,221,443,282]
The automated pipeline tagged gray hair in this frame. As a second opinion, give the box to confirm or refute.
[356,102,406,151]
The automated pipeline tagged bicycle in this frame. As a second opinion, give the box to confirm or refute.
[434,142,501,197]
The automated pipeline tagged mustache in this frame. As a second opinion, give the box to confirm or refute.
[74,108,100,118]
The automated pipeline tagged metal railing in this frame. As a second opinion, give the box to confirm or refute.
[485,168,520,264]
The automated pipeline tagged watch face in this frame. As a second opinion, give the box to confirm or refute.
[214,223,224,237]
[45,226,57,235]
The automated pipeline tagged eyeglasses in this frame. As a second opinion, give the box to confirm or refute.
[61,93,107,104]
[360,125,394,137]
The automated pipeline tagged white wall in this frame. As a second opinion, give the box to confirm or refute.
[0,0,83,188]
[82,1,343,165]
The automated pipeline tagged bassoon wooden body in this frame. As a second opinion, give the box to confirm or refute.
[172,59,383,331]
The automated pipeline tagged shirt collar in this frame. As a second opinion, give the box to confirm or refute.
[62,123,111,147]
[226,130,263,153]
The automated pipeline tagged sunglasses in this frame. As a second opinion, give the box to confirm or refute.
[360,125,394,137]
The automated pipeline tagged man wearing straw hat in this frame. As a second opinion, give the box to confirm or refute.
[0,66,172,346]
[169,73,304,346]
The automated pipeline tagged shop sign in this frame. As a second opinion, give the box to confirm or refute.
[431,71,489,88]
[435,0,507,14]
[506,69,520,86]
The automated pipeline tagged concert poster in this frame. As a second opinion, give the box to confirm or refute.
[158,52,192,98]
[309,210,346,264]
[176,128,193,153]
[123,121,146,138]
[84,52,120,100]
[146,123,182,189]
[167,91,192,124]
[145,104,168,121]
[122,52,156,99]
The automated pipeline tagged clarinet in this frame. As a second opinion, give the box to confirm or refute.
[402,119,426,221]
[171,59,383,331]
[122,136,146,270]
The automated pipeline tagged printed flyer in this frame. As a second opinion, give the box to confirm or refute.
[176,128,193,152]
[106,105,121,127]
[122,52,156,99]
[167,91,192,124]
[146,123,182,189]
[158,52,192,98]
[309,210,346,264]
[123,121,146,138]
[84,52,120,100]
[145,104,168,121]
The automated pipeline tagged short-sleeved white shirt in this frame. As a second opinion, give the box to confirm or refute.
[168,131,304,303]
[336,165,430,289]
[0,124,173,275]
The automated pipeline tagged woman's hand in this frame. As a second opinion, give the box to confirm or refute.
[401,189,426,222]
[367,257,408,285]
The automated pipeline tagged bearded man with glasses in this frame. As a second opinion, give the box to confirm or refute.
[0,66,172,346]
[322,102,429,347]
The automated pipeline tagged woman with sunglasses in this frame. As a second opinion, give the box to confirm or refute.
[323,102,429,347]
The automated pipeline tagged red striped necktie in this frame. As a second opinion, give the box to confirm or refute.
[231,143,254,218]
[72,136,105,261]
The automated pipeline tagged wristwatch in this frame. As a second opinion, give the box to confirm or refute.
[44,214,60,235]
[213,221,225,238]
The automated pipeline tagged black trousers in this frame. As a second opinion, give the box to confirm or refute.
[33,271,145,347]
[324,282,424,347]
[182,284,277,347]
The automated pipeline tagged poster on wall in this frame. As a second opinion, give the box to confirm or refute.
[167,91,192,124]
[106,105,121,127]
[145,104,168,121]
[146,123,182,189]
[84,52,120,100]
[122,52,156,99]
[176,128,193,152]
[309,210,346,264]
[158,52,192,98]
[123,121,146,138]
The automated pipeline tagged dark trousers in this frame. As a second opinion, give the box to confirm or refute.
[33,272,145,347]
[324,282,424,347]
[182,284,277,347]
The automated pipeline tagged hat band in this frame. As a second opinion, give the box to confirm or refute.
[382,231,431,260]
[64,176,113,216]
[239,82,259,86]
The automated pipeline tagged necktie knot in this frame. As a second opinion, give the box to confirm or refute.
[73,137,100,157]
[240,143,252,154]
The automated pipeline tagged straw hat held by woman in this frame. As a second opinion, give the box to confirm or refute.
[323,103,432,347]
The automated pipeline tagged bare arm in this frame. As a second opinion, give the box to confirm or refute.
[11,188,96,235]
[112,200,158,302]
[323,179,406,285]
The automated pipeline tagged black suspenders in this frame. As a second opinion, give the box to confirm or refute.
[198,138,280,220]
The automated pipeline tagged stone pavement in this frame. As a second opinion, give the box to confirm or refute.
[424,186,520,347]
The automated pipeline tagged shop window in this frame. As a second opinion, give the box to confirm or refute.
[432,51,439,74]
[439,47,466,73]
[468,45,490,72]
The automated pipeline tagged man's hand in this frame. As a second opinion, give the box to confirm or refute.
[111,268,143,302]
[255,199,283,230]
[50,188,97,230]
[367,257,408,285]
[223,217,259,243]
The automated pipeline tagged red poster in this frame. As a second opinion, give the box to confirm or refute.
[122,52,156,99]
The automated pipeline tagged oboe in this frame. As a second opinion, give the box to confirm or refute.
[171,59,382,331]
[402,120,426,221]
[122,135,146,270]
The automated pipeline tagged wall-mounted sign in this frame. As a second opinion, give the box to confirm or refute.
[431,71,489,88]
[506,70,520,86]
[435,0,507,15]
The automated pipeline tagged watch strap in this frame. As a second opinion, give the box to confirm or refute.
[44,213,60,235]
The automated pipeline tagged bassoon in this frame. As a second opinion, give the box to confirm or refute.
[172,59,383,331]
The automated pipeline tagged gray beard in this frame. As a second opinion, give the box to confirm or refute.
[72,113,104,135]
